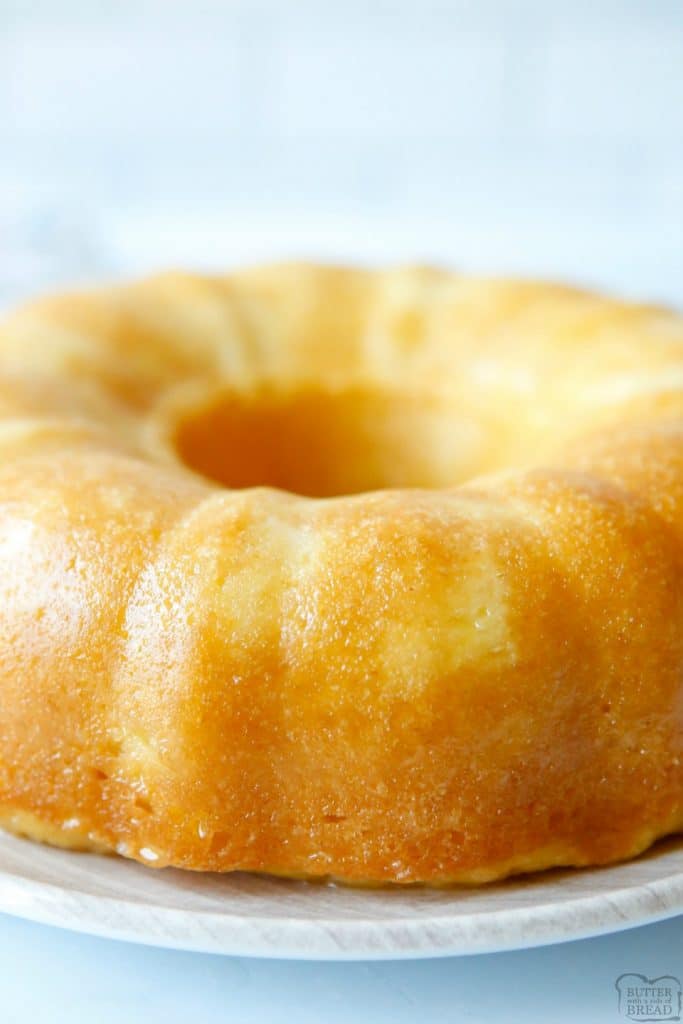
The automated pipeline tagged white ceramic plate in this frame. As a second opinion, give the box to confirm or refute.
[0,830,681,960]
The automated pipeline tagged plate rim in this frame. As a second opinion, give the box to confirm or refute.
[0,849,682,960]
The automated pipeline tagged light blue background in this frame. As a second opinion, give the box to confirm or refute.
[1,912,681,1023]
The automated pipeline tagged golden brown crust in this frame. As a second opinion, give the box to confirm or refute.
[0,264,681,884]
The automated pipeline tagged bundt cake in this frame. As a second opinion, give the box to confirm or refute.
[0,264,681,884]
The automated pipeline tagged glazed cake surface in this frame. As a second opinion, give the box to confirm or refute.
[0,265,681,884]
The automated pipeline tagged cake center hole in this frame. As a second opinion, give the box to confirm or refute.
[173,387,489,497]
